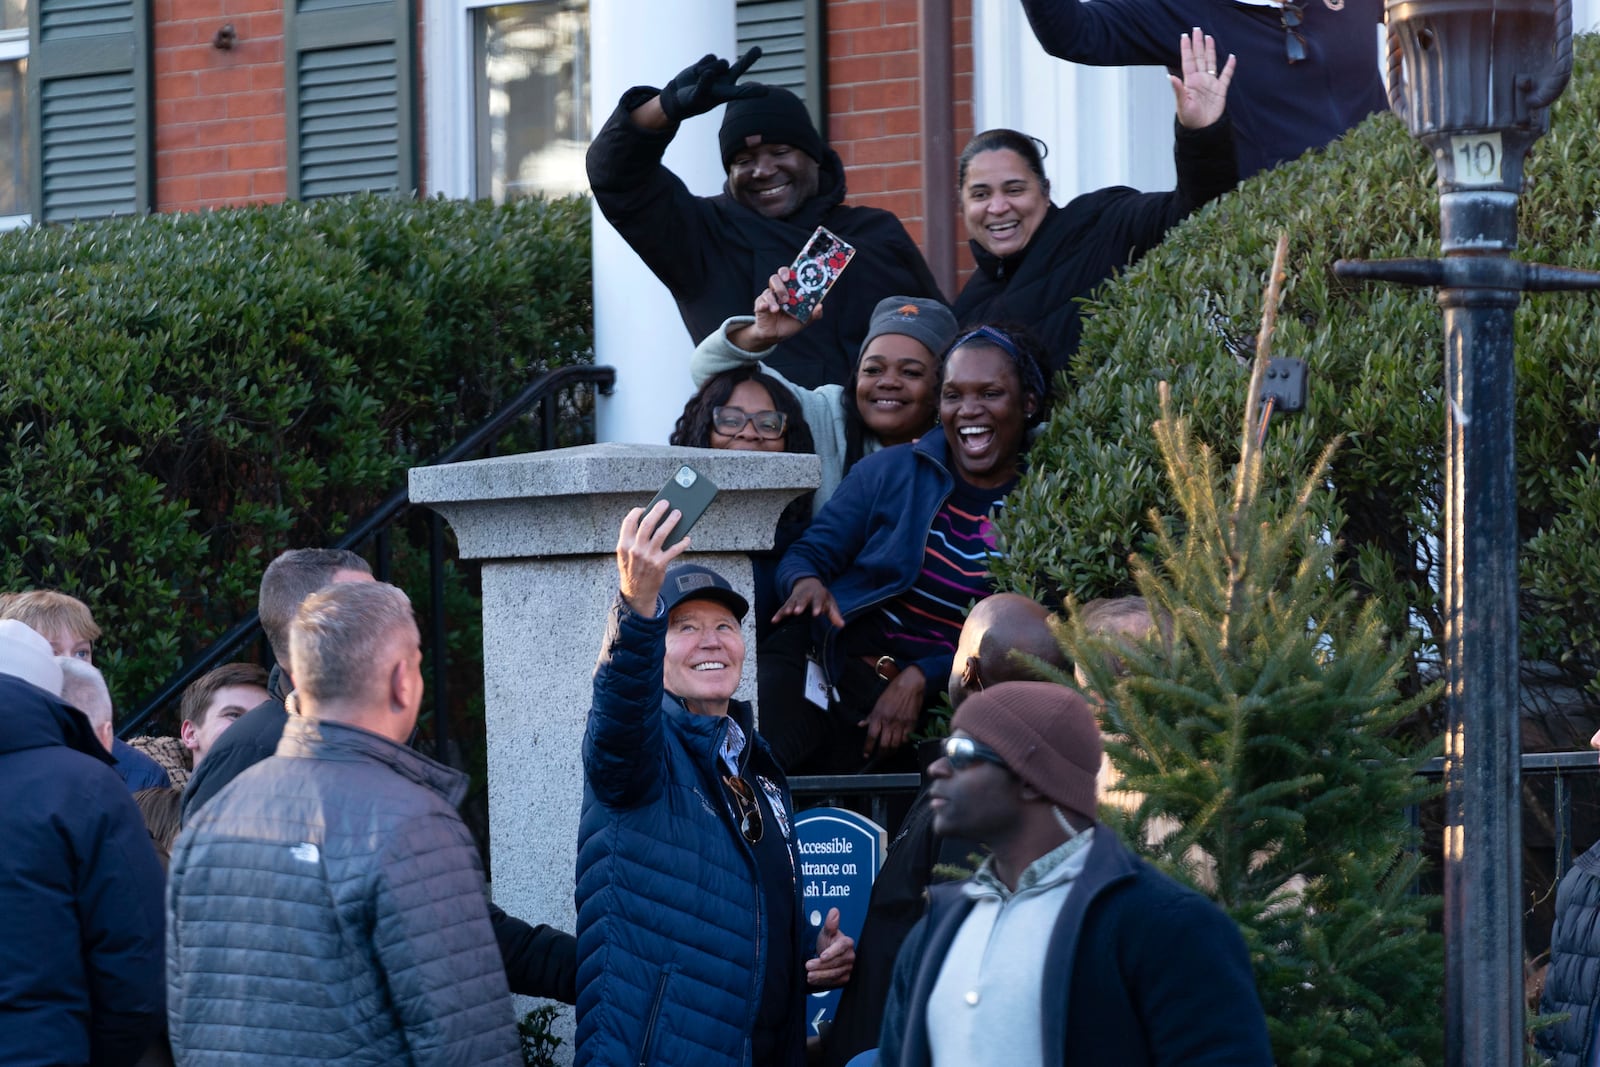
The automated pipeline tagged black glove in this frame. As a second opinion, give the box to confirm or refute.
[658,47,766,123]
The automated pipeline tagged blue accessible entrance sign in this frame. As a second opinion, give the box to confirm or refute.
[794,807,887,1038]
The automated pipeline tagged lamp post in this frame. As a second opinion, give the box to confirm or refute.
[1335,2,1600,1062]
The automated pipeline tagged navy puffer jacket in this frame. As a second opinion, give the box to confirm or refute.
[0,674,166,1067]
[576,594,806,1067]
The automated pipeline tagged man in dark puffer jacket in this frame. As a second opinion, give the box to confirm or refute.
[0,619,166,1067]
[586,48,943,389]
[576,502,856,1066]
[167,582,520,1066]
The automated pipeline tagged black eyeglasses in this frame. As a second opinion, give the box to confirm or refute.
[711,405,787,440]
[941,735,1009,772]
[1281,1,1307,64]
[723,774,765,843]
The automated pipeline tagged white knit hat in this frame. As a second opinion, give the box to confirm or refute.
[0,619,65,696]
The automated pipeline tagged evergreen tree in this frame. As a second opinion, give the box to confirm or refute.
[1061,254,1444,1063]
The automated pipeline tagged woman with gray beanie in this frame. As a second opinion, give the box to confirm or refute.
[692,286,958,511]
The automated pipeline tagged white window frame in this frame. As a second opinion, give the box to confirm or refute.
[425,0,591,201]
[0,25,28,229]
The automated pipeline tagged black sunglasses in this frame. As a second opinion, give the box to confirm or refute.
[711,405,787,440]
[723,773,765,843]
[942,735,1009,772]
[1281,1,1307,64]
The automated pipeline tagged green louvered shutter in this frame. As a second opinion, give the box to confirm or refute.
[735,0,824,128]
[285,0,415,200]
[29,0,150,222]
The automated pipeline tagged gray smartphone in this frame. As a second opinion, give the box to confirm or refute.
[646,464,719,548]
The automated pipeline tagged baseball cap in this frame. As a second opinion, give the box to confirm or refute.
[660,563,749,622]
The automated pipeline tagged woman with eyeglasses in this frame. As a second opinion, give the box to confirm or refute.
[669,364,816,455]
[953,28,1237,378]
[670,364,818,639]
[691,291,958,511]
[576,506,855,1067]
[759,324,1051,775]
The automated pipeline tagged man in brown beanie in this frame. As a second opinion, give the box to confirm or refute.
[585,47,942,389]
[822,593,1068,1067]
[877,680,1272,1067]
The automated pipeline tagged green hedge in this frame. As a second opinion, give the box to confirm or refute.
[995,37,1600,725]
[0,193,593,718]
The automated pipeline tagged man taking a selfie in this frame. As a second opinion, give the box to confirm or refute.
[586,48,943,389]
[574,501,854,1066]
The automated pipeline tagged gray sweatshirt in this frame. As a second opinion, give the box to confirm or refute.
[691,315,885,513]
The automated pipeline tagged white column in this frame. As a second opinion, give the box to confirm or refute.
[590,0,737,447]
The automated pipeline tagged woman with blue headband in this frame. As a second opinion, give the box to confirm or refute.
[761,325,1050,774]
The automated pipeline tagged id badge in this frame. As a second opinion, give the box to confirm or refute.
[804,655,834,710]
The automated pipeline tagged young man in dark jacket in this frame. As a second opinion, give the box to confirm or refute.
[167,582,521,1066]
[576,502,855,1066]
[878,681,1272,1066]
[179,547,373,821]
[0,619,166,1067]
[586,48,943,389]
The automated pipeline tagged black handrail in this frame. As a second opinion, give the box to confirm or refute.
[793,750,1600,880]
[120,364,617,740]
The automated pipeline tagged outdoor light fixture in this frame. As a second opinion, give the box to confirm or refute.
[1336,1,1600,1063]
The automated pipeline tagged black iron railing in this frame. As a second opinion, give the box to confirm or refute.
[792,749,1600,882]
[120,364,617,747]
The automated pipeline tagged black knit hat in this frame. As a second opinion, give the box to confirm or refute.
[719,85,825,169]
[949,681,1102,820]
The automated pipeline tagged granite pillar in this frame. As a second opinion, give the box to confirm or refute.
[409,443,818,1042]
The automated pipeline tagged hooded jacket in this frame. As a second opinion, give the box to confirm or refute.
[0,673,166,1067]
[952,117,1238,377]
[587,87,944,389]
[878,828,1273,1066]
[576,594,807,1067]
[166,715,520,1066]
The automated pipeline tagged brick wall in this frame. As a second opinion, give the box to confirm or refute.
[146,1,972,234]
[824,0,973,292]
[152,0,287,212]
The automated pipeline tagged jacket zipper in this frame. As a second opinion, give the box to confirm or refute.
[636,967,671,1067]
[719,717,766,1067]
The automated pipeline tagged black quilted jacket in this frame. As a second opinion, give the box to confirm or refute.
[1538,843,1600,1067]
